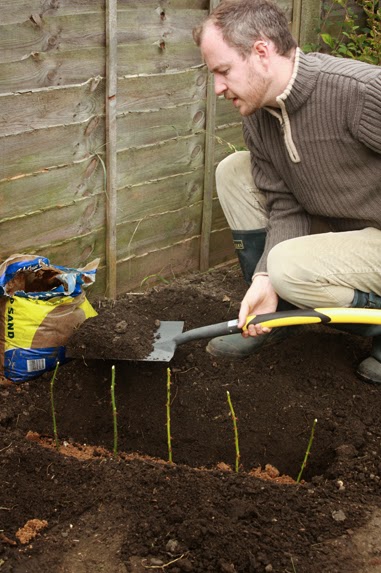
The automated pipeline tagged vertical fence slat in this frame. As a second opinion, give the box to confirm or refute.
[199,0,221,272]
[291,0,303,44]
[106,0,118,298]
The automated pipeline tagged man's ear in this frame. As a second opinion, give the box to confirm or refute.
[253,40,269,57]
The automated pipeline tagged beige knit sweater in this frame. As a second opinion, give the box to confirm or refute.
[243,49,381,273]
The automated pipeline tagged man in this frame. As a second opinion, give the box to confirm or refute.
[193,0,381,383]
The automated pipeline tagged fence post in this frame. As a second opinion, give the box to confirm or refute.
[298,0,321,48]
[105,0,118,299]
[292,0,303,43]
[199,0,220,272]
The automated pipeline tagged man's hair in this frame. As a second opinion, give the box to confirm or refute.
[193,0,297,57]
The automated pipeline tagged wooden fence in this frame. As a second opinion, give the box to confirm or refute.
[0,0,304,297]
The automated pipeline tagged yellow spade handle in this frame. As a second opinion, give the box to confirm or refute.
[243,307,381,330]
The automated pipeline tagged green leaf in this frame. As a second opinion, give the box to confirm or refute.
[321,33,335,48]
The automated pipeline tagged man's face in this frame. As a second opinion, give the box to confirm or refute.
[200,24,269,116]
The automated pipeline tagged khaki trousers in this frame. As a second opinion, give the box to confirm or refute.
[216,151,381,309]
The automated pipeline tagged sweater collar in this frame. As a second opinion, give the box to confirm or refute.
[274,48,322,113]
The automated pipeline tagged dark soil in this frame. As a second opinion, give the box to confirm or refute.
[1,264,381,573]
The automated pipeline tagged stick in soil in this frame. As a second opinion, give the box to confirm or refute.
[227,391,240,472]
[166,367,173,463]
[50,361,60,450]
[111,365,118,456]
[296,418,318,484]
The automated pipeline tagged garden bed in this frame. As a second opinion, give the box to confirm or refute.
[1,265,381,573]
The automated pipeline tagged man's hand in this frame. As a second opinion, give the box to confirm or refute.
[238,275,278,337]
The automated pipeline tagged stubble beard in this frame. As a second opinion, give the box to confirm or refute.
[235,72,269,116]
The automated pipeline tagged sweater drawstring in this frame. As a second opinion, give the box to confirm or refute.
[278,102,301,163]
[265,106,301,163]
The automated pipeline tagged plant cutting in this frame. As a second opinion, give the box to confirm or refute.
[50,361,60,450]
[227,390,240,473]
[111,364,118,456]
[166,367,173,463]
[297,418,318,483]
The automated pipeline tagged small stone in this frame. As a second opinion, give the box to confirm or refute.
[265,565,273,572]
[336,480,345,491]
[165,538,180,553]
[332,509,346,522]
[114,320,127,334]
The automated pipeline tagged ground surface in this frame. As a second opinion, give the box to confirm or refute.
[1,265,381,573]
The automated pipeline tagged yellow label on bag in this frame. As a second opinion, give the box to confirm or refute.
[4,295,97,351]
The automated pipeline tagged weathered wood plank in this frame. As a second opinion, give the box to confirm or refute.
[117,169,204,222]
[117,42,203,75]
[0,78,104,136]
[0,118,105,179]
[0,15,105,65]
[0,48,105,93]
[117,133,205,188]
[117,67,206,112]
[117,203,202,259]
[115,236,202,295]
[116,8,208,44]
[24,230,107,272]
[0,69,205,134]
[3,0,208,26]
[117,101,206,148]
[118,0,208,9]
[0,158,105,220]
[2,1,105,26]
[0,44,203,92]
[0,196,106,255]
[0,153,206,224]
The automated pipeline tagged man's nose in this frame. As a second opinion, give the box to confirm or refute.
[214,76,226,96]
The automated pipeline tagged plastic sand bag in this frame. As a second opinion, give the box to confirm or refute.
[0,254,99,383]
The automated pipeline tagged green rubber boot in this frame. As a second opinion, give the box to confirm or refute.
[357,335,381,384]
[232,229,266,286]
[206,326,293,358]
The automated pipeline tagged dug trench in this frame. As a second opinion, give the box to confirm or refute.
[1,265,381,573]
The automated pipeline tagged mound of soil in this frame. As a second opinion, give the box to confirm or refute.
[1,264,381,573]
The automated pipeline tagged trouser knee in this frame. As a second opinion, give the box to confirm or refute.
[215,151,251,204]
[215,151,267,231]
[267,241,310,306]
